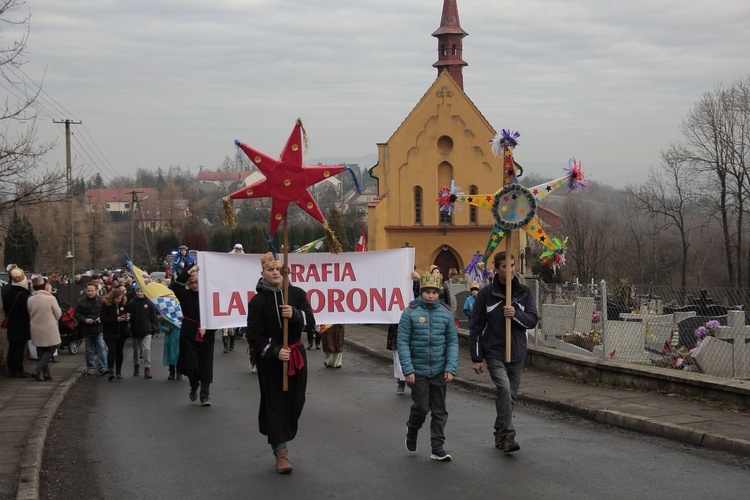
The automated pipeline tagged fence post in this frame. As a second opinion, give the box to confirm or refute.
[600,279,608,361]
[533,279,540,346]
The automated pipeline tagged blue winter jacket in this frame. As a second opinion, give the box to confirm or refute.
[397,297,459,377]
[469,274,538,363]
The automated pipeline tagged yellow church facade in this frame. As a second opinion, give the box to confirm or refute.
[367,71,524,276]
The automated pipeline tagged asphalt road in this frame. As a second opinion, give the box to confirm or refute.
[42,336,749,500]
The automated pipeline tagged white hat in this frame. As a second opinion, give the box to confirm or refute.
[233,243,243,249]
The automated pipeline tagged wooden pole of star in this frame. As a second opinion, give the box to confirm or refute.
[282,216,290,391]
[503,145,515,364]
[505,231,513,363]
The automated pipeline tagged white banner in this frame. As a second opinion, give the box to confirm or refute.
[197,248,415,329]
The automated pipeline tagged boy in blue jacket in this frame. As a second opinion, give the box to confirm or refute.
[397,272,459,461]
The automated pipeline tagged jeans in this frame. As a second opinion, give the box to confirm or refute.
[486,358,524,437]
[84,334,108,373]
[190,379,211,399]
[132,335,152,368]
[407,373,448,448]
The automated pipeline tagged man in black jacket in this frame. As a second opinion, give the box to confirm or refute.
[126,286,158,378]
[75,283,107,375]
[468,252,538,454]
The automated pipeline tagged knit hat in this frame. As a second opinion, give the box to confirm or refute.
[233,243,243,250]
[419,272,443,292]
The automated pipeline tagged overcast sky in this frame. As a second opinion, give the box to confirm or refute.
[11,0,750,188]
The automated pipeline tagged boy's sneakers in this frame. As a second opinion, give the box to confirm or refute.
[144,368,152,379]
[430,446,452,461]
[405,427,418,452]
[133,364,140,377]
[200,396,212,407]
[396,380,405,395]
[495,435,520,453]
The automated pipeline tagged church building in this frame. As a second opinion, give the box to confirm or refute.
[367,0,524,276]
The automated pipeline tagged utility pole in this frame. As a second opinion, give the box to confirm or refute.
[128,190,144,259]
[54,119,82,284]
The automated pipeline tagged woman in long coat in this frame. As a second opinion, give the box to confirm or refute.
[27,276,61,381]
[171,264,215,406]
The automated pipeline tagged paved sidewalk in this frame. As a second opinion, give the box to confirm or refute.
[0,352,84,500]
[2,324,750,499]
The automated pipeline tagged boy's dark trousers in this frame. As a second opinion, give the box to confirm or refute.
[406,373,448,448]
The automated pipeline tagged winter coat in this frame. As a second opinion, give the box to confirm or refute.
[100,298,130,338]
[468,274,538,364]
[2,283,31,342]
[126,296,158,338]
[171,253,195,278]
[75,295,103,337]
[246,278,316,361]
[397,296,459,377]
[27,290,62,347]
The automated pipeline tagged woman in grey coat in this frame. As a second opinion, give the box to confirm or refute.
[27,276,62,381]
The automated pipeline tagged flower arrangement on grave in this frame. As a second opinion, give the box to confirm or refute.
[695,320,720,342]
[660,329,699,371]
[563,310,603,351]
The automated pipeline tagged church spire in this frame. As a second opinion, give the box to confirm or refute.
[432,0,468,89]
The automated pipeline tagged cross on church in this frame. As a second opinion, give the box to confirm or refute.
[437,86,453,104]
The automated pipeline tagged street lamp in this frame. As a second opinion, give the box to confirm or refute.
[65,251,75,303]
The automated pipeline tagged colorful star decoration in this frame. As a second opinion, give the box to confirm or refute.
[437,130,589,271]
[223,119,347,252]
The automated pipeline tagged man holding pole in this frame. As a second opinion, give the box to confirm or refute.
[246,252,315,474]
[468,251,538,453]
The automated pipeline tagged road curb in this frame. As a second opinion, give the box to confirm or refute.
[16,368,83,500]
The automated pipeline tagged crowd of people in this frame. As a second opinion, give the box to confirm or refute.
[2,246,538,474]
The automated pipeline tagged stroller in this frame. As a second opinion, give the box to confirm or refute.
[58,302,83,355]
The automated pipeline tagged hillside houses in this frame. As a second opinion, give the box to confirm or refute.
[84,188,190,230]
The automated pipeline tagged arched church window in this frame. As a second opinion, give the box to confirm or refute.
[414,186,423,225]
[452,44,457,55]
[469,185,478,223]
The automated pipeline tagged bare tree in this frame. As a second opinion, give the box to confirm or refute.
[559,197,616,283]
[625,151,702,287]
[674,77,750,286]
[0,0,65,216]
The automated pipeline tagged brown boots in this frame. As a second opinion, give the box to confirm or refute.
[274,449,293,474]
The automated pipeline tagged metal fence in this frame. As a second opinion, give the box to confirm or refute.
[530,279,750,380]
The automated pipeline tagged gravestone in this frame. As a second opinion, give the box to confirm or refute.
[541,303,575,339]
[573,297,595,334]
[597,320,649,362]
[692,336,734,378]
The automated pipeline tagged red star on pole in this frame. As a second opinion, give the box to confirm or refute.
[226,119,347,237]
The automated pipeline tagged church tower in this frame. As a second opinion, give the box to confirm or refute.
[432,0,468,90]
